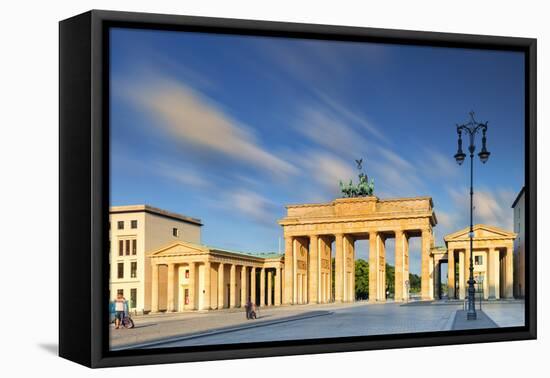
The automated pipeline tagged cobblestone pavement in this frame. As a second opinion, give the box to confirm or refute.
[145,302,462,348]
[480,302,524,327]
[110,301,369,349]
[114,300,525,350]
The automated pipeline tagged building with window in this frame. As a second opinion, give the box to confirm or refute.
[512,187,525,298]
[109,205,202,313]
[432,224,517,301]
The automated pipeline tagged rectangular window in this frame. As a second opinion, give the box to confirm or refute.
[117,289,124,296]
[118,240,123,256]
[185,269,189,279]
[130,261,137,278]
[475,255,483,265]
[173,227,179,237]
[131,220,138,229]
[130,288,137,308]
[132,239,137,255]
[117,221,124,230]
[117,262,124,279]
[125,240,130,255]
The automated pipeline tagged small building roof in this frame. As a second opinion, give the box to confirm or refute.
[444,224,517,243]
[149,240,283,261]
[110,204,202,226]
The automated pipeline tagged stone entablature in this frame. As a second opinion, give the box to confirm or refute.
[280,197,436,237]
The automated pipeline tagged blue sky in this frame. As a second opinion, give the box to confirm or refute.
[110,28,525,274]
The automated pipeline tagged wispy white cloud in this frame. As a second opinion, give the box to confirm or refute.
[448,187,515,231]
[118,75,297,178]
[313,90,389,143]
[420,147,459,179]
[226,189,277,226]
[294,107,368,158]
[369,146,424,198]
[300,151,357,198]
[154,162,209,189]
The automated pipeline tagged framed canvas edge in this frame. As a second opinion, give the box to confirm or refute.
[59,9,537,369]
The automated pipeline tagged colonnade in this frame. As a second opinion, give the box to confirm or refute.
[283,228,434,304]
[151,261,284,312]
[447,246,514,300]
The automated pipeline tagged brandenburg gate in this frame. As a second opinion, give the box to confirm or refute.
[278,196,437,304]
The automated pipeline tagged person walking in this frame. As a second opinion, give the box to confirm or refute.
[245,298,252,319]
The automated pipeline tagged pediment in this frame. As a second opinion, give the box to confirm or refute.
[149,241,209,257]
[444,224,516,242]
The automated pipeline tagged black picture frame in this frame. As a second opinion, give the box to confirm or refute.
[59,9,537,368]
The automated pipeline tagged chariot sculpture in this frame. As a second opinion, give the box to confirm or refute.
[339,158,375,197]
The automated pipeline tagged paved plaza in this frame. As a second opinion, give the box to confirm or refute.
[112,300,525,350]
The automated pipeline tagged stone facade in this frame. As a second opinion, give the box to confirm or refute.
[109,205,202,313]
[278,196,437,303]
[433,224,517,300]
[149,241,284,311]
[112,200,521,314]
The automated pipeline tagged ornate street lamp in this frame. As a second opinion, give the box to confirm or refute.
[454,111,490,321]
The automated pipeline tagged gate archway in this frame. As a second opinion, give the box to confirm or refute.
[278,196,437,304]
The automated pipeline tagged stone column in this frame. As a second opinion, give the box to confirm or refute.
[434,258,440,299]
[230,264,237,308]
[274,266,281,306]
[188,262,196,310]
[300,273,302,304]
[505,245,514,298]
[489,248,500,299]
[240,266,247,307]
[375,233,386,301]
[349,235,355,302]
[267,270,273,306]
[217,263,224,309]
[334,233,344,302]
[483,253,489,300]
[283,237,293,304]
[369,231,378,301]
[281,268,285,304]
[260,268,266,306]
[465,246,471,295]
[308,235,319,303]
[304,273,308,303]
[380,234,387,301]
[328,238,333,302]
[342,235,355,302]
[421,229,432,300]
[151,263,159,312]
[167,263,175,312]
[448,249,455,299]
[394,230,405,301]
[251,267,256,305]
[458,251,465,300]
[202,262,211,310]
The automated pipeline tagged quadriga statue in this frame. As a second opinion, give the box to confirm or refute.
[339,158,375,198]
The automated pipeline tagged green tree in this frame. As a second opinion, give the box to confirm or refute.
[385,263,395,298]
[409,272,421,293]
[355,259,369,299]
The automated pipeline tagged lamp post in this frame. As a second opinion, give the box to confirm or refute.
[453,111,490,321]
